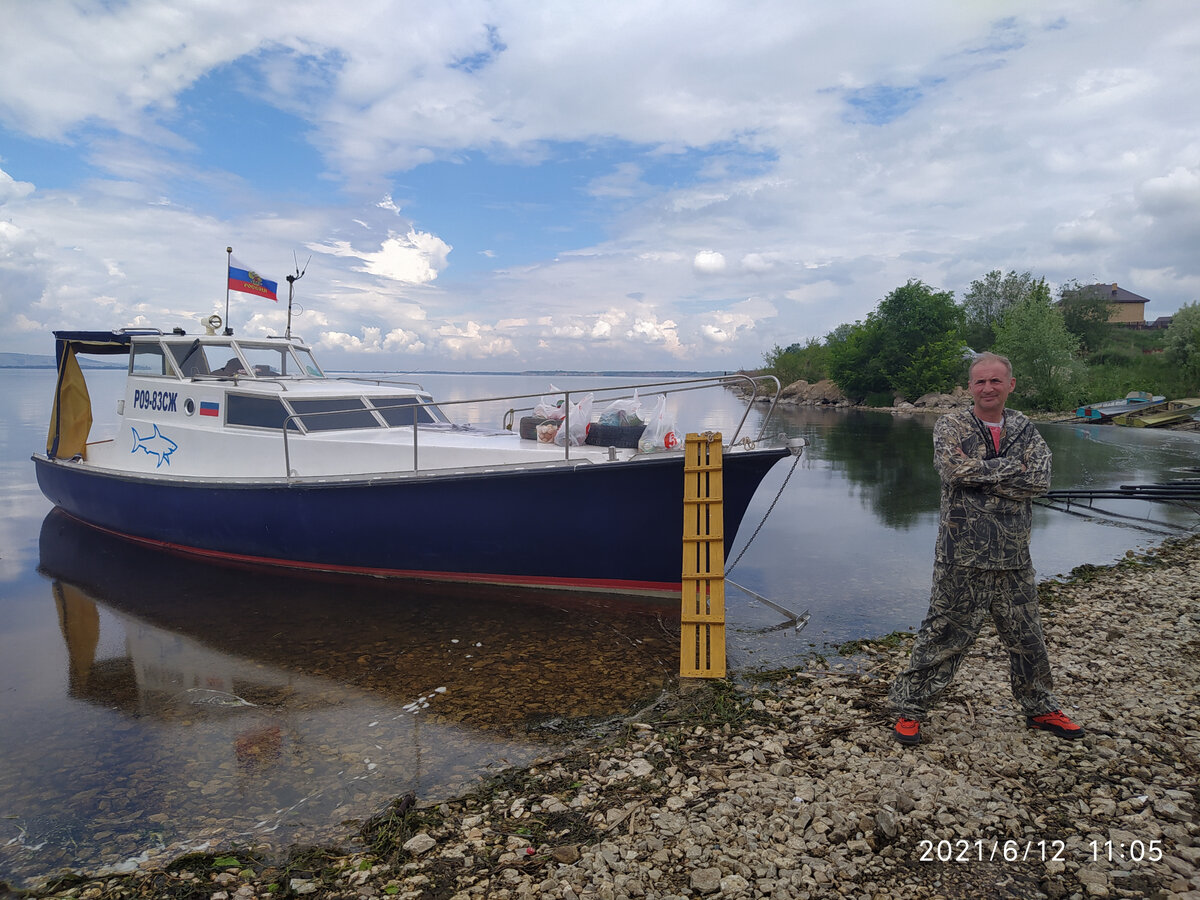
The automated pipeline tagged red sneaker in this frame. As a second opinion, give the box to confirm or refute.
[1027,710,1086,740]
[893,717,921,746]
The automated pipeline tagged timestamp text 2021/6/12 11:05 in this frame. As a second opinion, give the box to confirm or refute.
[918,839,1164,864]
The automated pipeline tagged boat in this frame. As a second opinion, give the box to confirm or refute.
[32,319,801,598]
[1075,391,1165,422]
[1113,398,1200,428]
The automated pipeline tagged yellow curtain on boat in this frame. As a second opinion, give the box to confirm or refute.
[47,344,93,459]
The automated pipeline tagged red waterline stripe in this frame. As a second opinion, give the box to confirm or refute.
[65,513,681,598]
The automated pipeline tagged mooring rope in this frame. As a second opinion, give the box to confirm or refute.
[726,449,803,577]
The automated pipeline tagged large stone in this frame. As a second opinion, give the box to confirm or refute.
[690,867,722,893]
[403,833,437,855]
[874,809,898,839]
[779,378,846,405]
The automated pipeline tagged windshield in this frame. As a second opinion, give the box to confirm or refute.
[165,342,241,377]
[166,341,320,378]
[239,344,296,377]
[293,347,324,377]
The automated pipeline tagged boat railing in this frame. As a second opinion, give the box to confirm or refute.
[499,373,780,444]
[280,373,781,480]
[188,374,291,390]
[332,375,430,391]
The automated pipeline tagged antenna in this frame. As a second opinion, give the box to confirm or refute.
[285,251,311,339]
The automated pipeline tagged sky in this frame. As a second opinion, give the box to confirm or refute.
[1,1,1198,372]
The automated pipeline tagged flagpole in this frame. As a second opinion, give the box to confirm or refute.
[224,247,233,333]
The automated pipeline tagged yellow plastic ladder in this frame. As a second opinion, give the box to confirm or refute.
[680,432,725,678]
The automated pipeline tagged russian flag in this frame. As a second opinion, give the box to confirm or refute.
[228,256,278,301]
[199,401,220,417]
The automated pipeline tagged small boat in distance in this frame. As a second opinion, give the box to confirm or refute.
[1113,398,1200,428]
[32,319,801,598]
[1075,391,1165,422]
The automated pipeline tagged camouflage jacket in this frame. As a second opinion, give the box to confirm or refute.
[933,407,1051,570]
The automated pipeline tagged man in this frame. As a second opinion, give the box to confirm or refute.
[887,352,1085,746]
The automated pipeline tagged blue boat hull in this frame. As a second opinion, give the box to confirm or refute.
[33,449,789,597]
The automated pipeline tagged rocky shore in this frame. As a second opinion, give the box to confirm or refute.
[764,380,1200,433]
[23,535,1200,900]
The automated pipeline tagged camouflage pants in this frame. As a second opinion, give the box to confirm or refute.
[887,563,1058,720]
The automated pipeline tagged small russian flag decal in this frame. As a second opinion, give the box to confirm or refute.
[199,401,220,417]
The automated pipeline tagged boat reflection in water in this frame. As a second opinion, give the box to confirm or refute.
[12,510,676,887]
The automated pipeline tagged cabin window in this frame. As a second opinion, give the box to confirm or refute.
[370,396,444,425]
[240,345,293,377]
[182,343,244,376]
[226,394,300,430]
[130,343,172,376]
[287,398,379,431]
[169,341,211,376]
[293,348,324,377]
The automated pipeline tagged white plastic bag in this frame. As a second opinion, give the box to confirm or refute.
[639,394,679,452]
[598,390,642,426]
[554,393,594,446]
[533,384,565,420]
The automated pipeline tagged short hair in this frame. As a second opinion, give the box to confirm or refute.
[968,352,1013,380]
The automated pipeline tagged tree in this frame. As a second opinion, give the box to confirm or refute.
[961,270,1039,350]
[827,318,889,399]
[827,280,964,401]
[763,338,828,385]
[892,335,967,402]
[1058,280,1114,352]
[872,280,964,398]
[1163,301,1200,378]
[992,280,1084,410]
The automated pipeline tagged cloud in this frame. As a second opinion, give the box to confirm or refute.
[0,169,34,203]
[740,252,778,273]
[587,163,648,200]
[317,229,451,284]
[1138,166,1200,216]
[1052,216,1121,252]
[700,297,776,347]
[384,327,426,353]
[0,3,251,139]
[626,315,684,357]
[316,325,425,355]
[321,327,385,353]
[693,250,726,275]
[437,320,516,358]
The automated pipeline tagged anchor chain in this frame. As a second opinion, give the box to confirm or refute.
[726,447,802,577]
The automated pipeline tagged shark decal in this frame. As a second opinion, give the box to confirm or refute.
[131,424,178,468]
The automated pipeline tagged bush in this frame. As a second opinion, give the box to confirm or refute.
[763,339,829,385]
